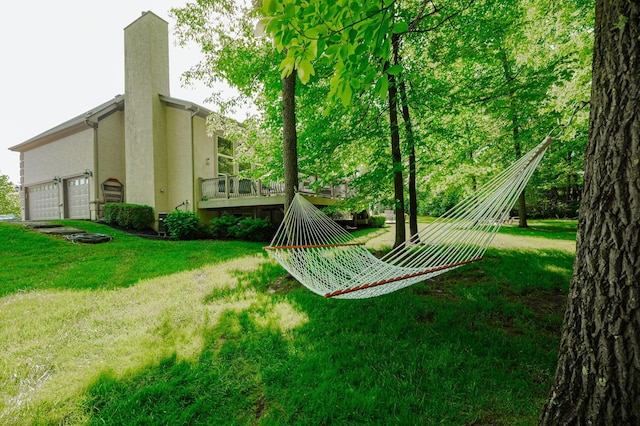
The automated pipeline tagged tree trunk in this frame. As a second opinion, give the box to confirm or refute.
[386,54,406,248]
[514,131,528,228]
[500,49,528,228]
[517,190,527,227]
[539,1,640,424]
[282,71,299,212]
[394,38,419,242]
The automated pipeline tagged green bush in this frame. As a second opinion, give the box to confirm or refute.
[103,203,153,230]
[368,216,386,228]
[231,217,274,242]
[165,210,202,240]
[209,214,242,239]
[209,214,274,242]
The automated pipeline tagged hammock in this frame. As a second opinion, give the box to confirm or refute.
[265,137,553,299]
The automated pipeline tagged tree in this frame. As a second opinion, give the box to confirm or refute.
[281,70,299,210]
[0,174,20,216]
[261,0,476,246]
[539,0,640,423]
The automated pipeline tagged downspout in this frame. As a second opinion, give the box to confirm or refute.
[85,117,99,220]
[189,106,199,213]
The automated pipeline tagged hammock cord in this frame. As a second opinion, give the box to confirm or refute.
[266,137,553,299]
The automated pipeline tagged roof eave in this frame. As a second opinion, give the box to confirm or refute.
[9,95,124,153]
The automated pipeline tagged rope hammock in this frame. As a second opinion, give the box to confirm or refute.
[265,137,553,299]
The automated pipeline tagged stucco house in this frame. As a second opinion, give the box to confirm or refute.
[9,11,343,229]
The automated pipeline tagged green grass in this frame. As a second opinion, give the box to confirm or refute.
[0,221,264,296]
[0,219,576,425]
[497,219,578,241]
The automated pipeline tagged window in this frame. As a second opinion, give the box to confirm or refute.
[218,156,234,175]
[217,137,235,175]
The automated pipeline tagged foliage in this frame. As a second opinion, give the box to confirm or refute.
[173,0,594,221]
[165,210,203,240]
[368,216,386,228]
[232,217,275,241]
[419,186,466,217]
[103,203,154,230]
[0,174,20,216]
[209,213,243,239]
[409,0,593,218]
[209,214,275,242]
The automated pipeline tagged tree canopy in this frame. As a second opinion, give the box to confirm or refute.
[0,174,20,216]
[172,0,593,221]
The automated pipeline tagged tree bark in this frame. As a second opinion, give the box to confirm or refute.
[282,71,299,212]
[513,125,528,228]
[539,0,640,424]
[500,48,528,228]
[394,36,419,242]
[386,53,406,248]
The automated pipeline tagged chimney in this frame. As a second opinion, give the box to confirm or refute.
[123,11,170,214]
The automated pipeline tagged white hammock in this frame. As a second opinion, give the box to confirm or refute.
[265,137,553,299]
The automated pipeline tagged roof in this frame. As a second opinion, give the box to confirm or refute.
[123,11,169,31]
[9,95,125,152]
[159,95,212,119]
[8,94,218,153]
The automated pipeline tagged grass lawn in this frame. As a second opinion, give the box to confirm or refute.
[0,219,575,425]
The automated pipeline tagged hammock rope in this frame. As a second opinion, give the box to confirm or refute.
[265,137,553,299]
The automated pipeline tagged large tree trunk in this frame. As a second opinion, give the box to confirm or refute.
[385,46,406,248]
[399,71,419,242]
[539,0,640,424]
[393,35,419,242]
[282,71,299,212]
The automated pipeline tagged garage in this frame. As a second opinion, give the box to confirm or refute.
[27,183,60,220]
[64,176,90,219]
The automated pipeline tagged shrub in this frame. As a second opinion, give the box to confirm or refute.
[209,214,241,239]
[103,203,153,230]
[230,217,274,242]
[165,210,202,240]
[368,216,386,228]
[209,214,274,242]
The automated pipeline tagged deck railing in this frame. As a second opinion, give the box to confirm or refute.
[200,176,347,201]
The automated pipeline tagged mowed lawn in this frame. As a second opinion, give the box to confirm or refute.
[0,219,576,425]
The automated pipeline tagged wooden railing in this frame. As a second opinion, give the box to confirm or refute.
[200,176,347,201]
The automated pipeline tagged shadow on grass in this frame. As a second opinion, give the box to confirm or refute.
[84,248,572,425]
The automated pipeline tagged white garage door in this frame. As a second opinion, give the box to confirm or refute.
[27,183,59,220]
[65,177,90,219]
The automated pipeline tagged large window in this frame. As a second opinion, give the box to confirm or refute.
[217,137,234,175]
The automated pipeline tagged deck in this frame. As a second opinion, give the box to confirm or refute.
[198,176,347,209]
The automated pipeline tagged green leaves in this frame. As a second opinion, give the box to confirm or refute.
[260,0,400,106]
[297,59,315,84]
[262,0,278,15]
[392,21,409,34]
[385,64,403,75]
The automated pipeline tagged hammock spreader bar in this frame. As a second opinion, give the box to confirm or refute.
[323,256,483,298]
[264,242,365,250]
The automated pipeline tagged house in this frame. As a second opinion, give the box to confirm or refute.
[9,11,344,229]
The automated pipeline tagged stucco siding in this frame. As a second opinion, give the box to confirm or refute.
[96,110,125,201]
[166,107,194,212]
[22,128,94,185]
[124,12,170,215]
[193,116,215,181]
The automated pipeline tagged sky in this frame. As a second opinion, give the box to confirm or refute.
[0,0,248,184]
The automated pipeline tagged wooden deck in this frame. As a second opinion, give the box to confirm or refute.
[197,176,346,209]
